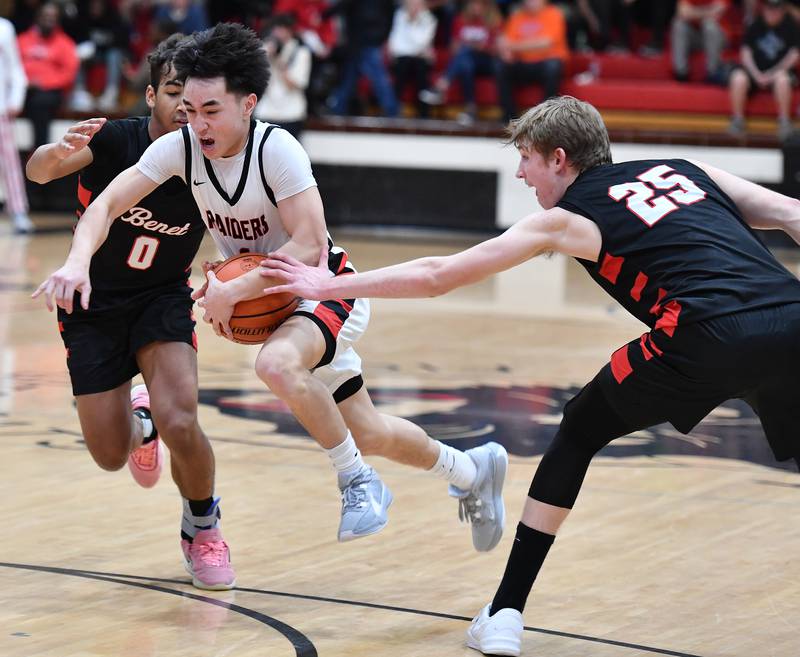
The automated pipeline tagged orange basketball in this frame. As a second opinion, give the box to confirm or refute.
[212,253,300,345]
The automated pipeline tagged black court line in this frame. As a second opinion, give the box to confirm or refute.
[0,562,317,657]
[13,565,702,657]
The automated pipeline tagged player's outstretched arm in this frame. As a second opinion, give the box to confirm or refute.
[32,166,158,313]
[26,118,107,184]
[693,160,800,244]
[260,208,601,300]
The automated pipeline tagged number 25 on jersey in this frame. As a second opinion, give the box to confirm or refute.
[608,164,707,227]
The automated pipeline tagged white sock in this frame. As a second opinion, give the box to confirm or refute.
[430,442,477,490]
[326,431,365,478]
[133,410,155,443]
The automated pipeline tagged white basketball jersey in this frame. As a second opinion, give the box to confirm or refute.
[137,120,317,259]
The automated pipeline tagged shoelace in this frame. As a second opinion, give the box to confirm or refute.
[342,482,368,510]
[132,441,158,469]
[192,540,227,567]
[458,491,496,525]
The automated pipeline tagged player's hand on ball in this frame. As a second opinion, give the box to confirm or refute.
[32,260,92,313]
[259,247,329,300]
[199,270,234,339]
[191,260,224,301]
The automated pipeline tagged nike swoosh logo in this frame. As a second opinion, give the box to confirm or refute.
[369,492,386,516]
[193,180,205,186]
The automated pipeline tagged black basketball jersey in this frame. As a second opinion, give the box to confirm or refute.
[77,117,204,306]
[557,159,800,332]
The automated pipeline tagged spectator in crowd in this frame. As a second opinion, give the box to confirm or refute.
[65,0,131,111]
[728,0,798,140]
[419,0,502,124]
[671,0,727,83]
[388,0,437,118]
[325,0,398,117]
[122,18,178,115]
[742,0,800,24]
[273,0,339,116]
[153,0,208,35]
[0,15,33,233]
[18,3,79,147]
[494,0,569,123]
[255,13,312,139]
[636,0,674,56]
[576,0,636,52]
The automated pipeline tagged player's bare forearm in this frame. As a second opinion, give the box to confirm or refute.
[69,200,114,265]
[26,144,66,184]
[225,267,273,303]
[26,118,105,183]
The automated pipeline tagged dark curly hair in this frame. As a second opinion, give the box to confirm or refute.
[173,23,270,99]
[147,33,186,90]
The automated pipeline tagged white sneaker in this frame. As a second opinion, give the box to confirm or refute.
[12,213,34,234]
[97,88,119,112]
[69,89,95,112]
[466,603,523,656]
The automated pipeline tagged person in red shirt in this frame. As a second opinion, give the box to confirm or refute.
[494,0,569,123]
[419,0,502,123]
[671,0,728,82]
[17,3,78,146]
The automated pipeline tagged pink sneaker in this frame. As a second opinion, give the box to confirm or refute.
[181,528,236,591]
[127,384,163,488]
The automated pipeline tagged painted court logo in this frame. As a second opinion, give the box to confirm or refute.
[197,383,794,472]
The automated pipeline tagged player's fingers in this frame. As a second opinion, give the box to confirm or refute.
[259,258,293,275]
[264,284,293,295]
[61,282,76,315]
[263,251,300,267]
[31,279,47,299]
[191,284,207,300]
[43,279,56,312]
[53,281,69,313]
[221,320,233,339]
[262,269,292,283]
[80,284,92,310]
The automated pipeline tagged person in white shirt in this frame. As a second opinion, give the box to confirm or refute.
[388,0,438,117]
[0,17,32,233]
[34,23,508,555]
[255,13,312,139]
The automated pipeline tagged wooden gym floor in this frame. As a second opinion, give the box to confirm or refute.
[2,222,798,657]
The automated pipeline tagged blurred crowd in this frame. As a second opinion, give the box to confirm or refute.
[0,0,799,147]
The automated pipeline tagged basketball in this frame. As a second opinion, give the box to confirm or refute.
[212,253,300,345]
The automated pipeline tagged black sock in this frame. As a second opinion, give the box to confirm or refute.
[181,498,218,543]
[490,522,555,615]
[188,497,216,516]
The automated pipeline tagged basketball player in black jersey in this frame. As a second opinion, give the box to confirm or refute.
[260,95,800,656]
[29,35,236,591]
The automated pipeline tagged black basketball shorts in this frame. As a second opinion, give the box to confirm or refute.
[58,285,197,396]
[590,303,800,463]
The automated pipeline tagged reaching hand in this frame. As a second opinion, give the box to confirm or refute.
[54,118,107,159]
[31,260,92,313]
[191,259,223,301]
[196,270,234,339]
[259,247,331,300]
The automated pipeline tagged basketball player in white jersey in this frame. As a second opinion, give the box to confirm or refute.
[34,23,507,552]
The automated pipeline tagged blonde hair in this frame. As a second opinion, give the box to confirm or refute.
[506,96,612,173]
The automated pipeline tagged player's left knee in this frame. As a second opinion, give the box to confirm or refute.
[154,409,201,452]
